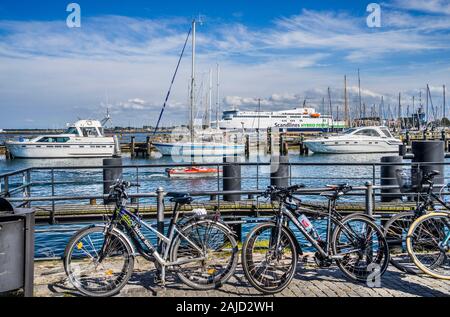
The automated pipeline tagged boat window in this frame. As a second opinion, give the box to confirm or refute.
[64,127,79,135]
[344,128,357,134]
[37,137,70,143]
[354,129,380,137]
[380,128,392,138]
[81,127,99,137]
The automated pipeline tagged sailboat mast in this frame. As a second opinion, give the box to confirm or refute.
[216,63,220,130]
[344,75,349,127]
[444,85,446,120]
[190,19,196,143]
[358,68,362,120]
[208,68,212,128]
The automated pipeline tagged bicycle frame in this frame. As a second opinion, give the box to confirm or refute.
[274,196,364,260]
[106,204,206,268]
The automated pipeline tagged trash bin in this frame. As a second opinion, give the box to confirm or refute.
[0,198,34,297]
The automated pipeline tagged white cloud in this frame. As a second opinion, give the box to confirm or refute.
[0,8,448,128]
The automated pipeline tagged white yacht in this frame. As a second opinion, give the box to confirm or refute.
[5,119,116,158]
[303,126,402,154]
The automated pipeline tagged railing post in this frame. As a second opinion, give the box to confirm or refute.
[23,170,31,208]
[50,169,55,225]
[4,175,9,197]
[156,187,165,251]
[365,181,373,217]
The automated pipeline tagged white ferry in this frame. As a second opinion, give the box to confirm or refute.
[215,107,346,131]
[5,119,116,158]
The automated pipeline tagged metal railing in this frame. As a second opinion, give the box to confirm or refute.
[1,160,449,222]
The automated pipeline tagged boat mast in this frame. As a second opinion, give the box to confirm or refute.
[208,68,212,128]
[344,75,349,127]
[444,85,446,120]
[190,19,196,143]
[358,68,362,121]
[216,63,220,130]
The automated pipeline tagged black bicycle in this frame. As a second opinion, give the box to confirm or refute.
[63,180,239,296]
[384,169,448,274]
[241,184,389,294]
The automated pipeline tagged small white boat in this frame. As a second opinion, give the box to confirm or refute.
[5,119,116,158]
[304,126,402,154]
[153,141,245,157]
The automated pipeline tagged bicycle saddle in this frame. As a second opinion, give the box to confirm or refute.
[326,183,349,191]
[425,170,440,178]
[166,192,193,204]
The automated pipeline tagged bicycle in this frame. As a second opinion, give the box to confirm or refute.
[241,184,389,294]
[63,180,239,296]
[384,169,446,274]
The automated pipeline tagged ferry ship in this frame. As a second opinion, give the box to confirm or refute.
[215,107,346,131]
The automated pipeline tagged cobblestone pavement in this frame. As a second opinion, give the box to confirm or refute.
[34,257,450,297]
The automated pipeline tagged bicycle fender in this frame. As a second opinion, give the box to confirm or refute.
[341,213,377,223]
[91,224,137,258]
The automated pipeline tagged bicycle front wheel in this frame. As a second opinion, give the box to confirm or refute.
[384,212,422,274]
[406,212,450,280]
[63,226,134,297]
[332,214,389,282]
[170,219,239,290]
[241,222,297,294]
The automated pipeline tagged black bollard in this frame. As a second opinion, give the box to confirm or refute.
[223,156,241,202]
[270,155,290,188]
[103,157,123,204]
[399,144,407,157]
[411,141,445,189]
[380,156,403,202]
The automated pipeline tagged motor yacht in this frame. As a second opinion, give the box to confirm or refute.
[303,126,402,154]
[5,119,116,158]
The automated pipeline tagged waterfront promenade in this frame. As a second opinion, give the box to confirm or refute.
[34,257,450,297]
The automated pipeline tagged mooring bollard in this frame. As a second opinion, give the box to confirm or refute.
[223,156,241,202]
[270,155,290,188]
[380,156,403,202]
[365,181,373,217]
[156,187,165,251]
[411,140,445,189]
[146,136,152,157]
[103,158,123,204]
[130,136,136,158]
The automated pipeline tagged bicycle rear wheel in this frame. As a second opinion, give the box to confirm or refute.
[170,219,238,290]
[384,212,422,274]
[63,226,134,297]
[406,212,450,280]
[241,222,297,294]
[332,214,389,283]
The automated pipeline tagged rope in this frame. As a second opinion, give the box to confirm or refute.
[152,27,192,136]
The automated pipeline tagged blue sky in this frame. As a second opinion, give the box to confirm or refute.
[0,0,449,128]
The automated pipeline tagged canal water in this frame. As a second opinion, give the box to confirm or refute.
[1,152,449,258]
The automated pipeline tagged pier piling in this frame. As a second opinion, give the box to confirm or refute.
[411,141,445,189]
[223,156,242,202]
[380,156,403,202]
[103,158,123,204]
[270,155,290,188]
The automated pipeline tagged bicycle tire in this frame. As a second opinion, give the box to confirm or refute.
[63,226,134,297]
[332,214,389,282]
[241,222,297,294]
[406,212,450,280]
[170,219,239,290]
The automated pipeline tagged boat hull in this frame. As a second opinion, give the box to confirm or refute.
[304,140,401,154]
[5,142,115,158]
[153,142,245,157]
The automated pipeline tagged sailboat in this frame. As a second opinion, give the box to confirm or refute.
[152,19,245,158]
